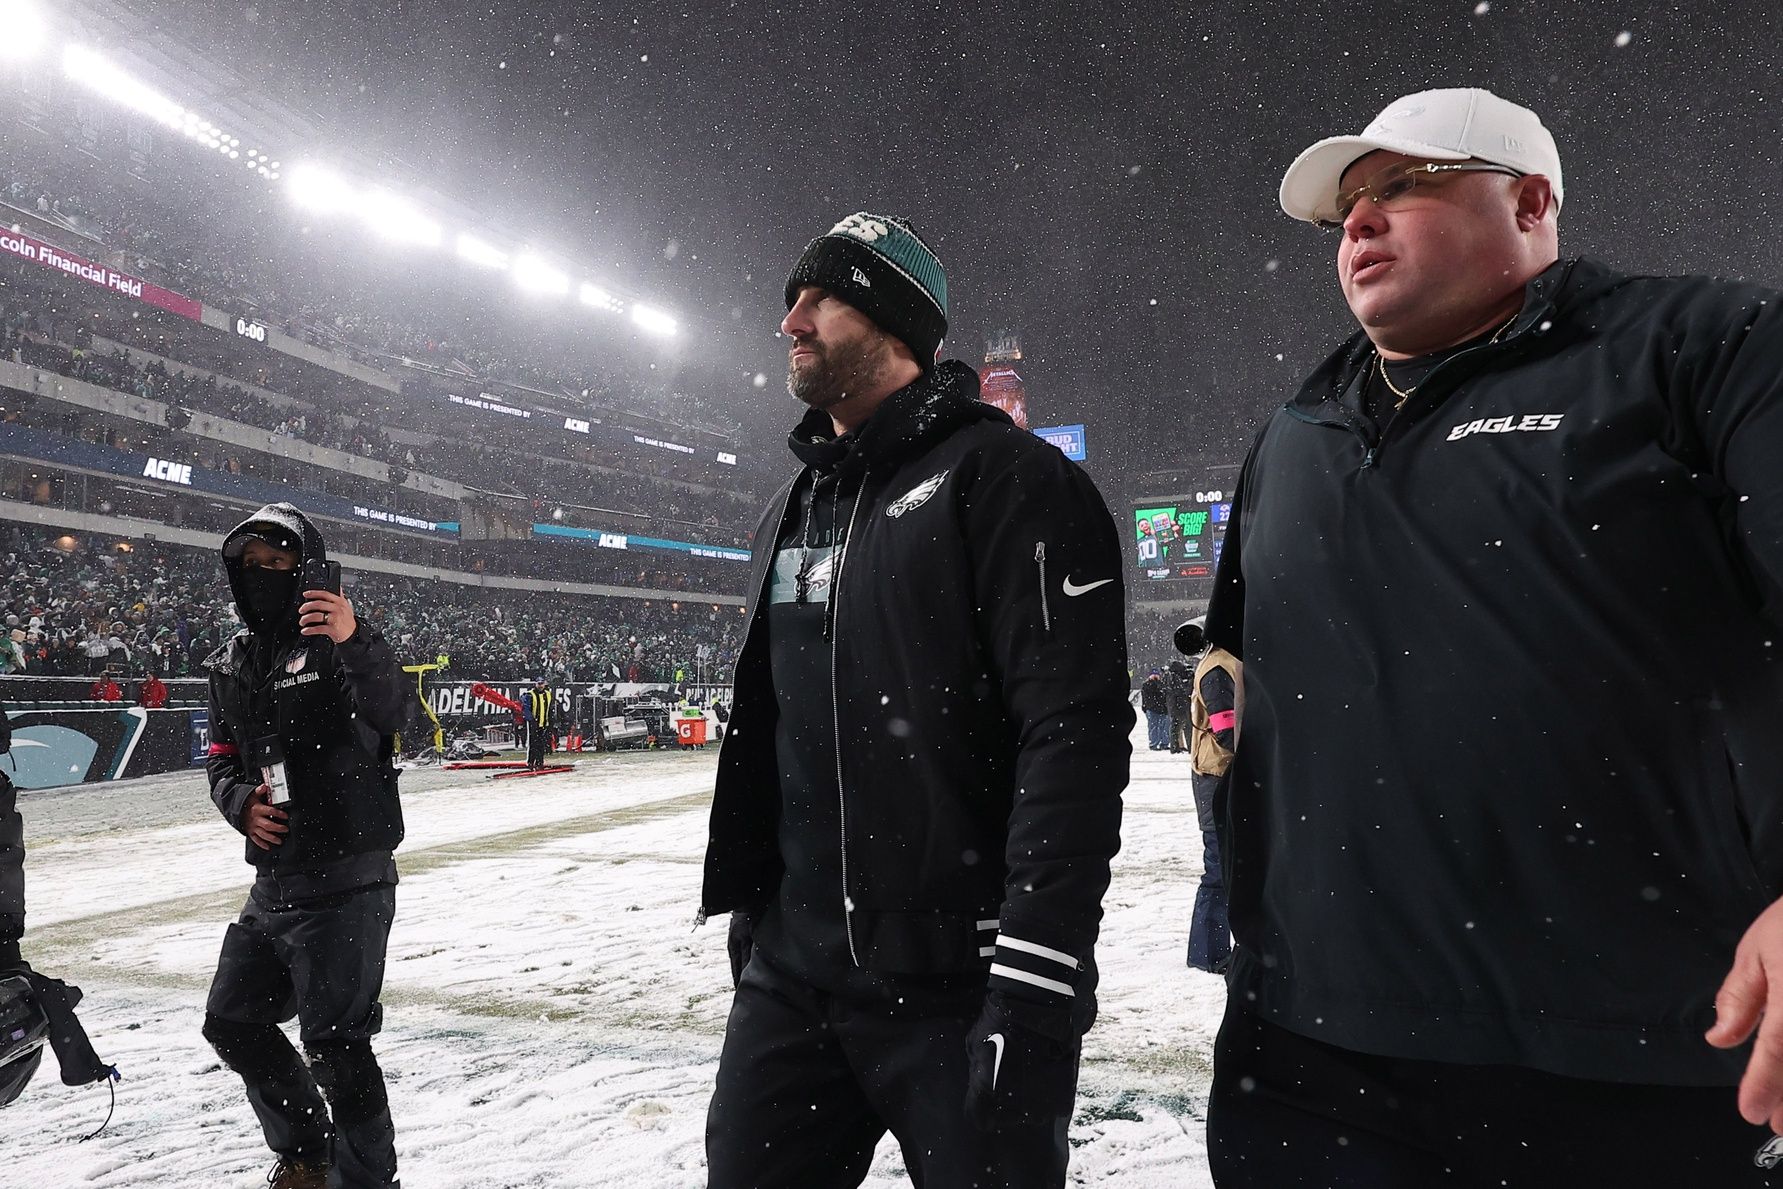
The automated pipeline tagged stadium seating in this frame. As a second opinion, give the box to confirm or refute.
[1,523,742,684]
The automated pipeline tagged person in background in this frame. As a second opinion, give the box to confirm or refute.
[1164,656,1193,754]
[0,701,113,1109]
[137,670,168,709]
[200,504,410,1189]
[1177,620,1237,976]
[1139,668,1169,751]
[89,672,121,702]
[524,677,553,770]
[81,626,109,675]
[0,629,25,676]
[0,699,30,1104]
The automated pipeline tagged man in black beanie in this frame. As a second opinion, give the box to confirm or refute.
[200,503,411,1189]
[701,213,1132,1187]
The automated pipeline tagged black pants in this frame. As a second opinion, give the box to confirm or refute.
[1208,1002,1782,1188]
[206,884,398,1189]
[526,723,549,768]
[707,955,1071,1188]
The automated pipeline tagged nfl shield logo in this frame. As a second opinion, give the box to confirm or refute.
[285,651,308,675]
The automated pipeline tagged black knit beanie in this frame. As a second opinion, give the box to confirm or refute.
[784,213,949,369]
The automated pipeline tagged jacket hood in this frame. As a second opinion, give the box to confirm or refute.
[788,359,1000,477]
[220,502,327,636]
[1291,257,1632,415]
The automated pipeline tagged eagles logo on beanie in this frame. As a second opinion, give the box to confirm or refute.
[785,213,949,369]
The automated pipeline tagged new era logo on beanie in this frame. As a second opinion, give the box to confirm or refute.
[786,212,948,369]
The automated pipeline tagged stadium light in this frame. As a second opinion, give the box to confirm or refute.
[286,162,356,214]
[455,233,509,270]
[512,253,569,296]
[578,282,621,313]
[361,191,442,246]
[63,45,186,127]
[630,304,678,338]
[0,0,49,61]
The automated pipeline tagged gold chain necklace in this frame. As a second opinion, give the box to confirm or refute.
[1376,314,1519,410]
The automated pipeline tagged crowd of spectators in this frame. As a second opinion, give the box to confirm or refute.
[0,526,743,684]
[2,274,761,543]
[356,578,742,686]
[3,155,745,440]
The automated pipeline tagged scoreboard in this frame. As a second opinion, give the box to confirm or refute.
[1132,488,1232,583]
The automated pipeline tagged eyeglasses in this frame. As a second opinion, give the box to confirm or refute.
[1317,161,1526,230]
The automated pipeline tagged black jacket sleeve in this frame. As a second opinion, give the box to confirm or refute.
[1206,427,1267,658]
[1667,279,1783,621]
[1,765,23,948]
[964,443,1132,1010]
[205,674,257,834]
[1198,666,1238,754]
[331,624,412,737]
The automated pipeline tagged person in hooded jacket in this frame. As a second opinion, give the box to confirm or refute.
[200,504,411,1189]
[1163,657,1194,754]
[1139,668,1169,750]
[701,213,1131,1188]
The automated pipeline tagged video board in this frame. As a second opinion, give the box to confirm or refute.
[1132,489,1232,582]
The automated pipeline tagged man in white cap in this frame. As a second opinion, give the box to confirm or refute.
[1204,87,1783,1184]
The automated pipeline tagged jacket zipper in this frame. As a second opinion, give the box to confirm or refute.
[1284,404,1377,469]
[1364,313,1549,465]
[693,474,799,931]
[1034,541,1052,631]
[1286,311,1548,472]
[830,468,869,965]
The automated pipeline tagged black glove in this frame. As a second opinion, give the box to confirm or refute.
[27,971,110,1087]
[964,991,1080,1131]
[726,909,756,989]
[0,939,23,976]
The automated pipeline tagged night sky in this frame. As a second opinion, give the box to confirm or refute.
[140,0,1783,486]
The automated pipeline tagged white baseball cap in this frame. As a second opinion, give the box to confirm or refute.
[1280,87,1563,224]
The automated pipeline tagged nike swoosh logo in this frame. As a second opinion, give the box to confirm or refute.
[986,1032,1006,1090]
[1061,577,1114,597]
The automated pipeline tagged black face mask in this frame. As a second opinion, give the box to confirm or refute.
[238,568,297,634]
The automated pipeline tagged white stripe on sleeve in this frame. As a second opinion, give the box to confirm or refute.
[997,935,1080,970]
[988,963,1075,998]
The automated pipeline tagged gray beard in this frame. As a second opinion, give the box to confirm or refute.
[787,333,891,412]
[787,362,850,411]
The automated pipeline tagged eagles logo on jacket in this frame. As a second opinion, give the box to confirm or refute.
[701,361,1133,1020]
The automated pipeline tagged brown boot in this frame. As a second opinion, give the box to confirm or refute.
[266,1157,329,1189]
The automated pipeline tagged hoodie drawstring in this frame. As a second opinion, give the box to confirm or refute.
[823,470,868,643]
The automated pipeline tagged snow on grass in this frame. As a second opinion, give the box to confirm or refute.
[6,731,1220,1186]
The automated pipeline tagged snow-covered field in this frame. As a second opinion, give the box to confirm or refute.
[4,726,1224,1186]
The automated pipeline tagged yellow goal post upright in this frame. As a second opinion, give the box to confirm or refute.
[399,654,450,753]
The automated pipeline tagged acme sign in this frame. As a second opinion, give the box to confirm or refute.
[142,457,194,485]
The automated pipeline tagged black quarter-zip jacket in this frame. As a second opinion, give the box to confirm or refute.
[1207,257,1783,1085]
[702,361,1132,1016]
